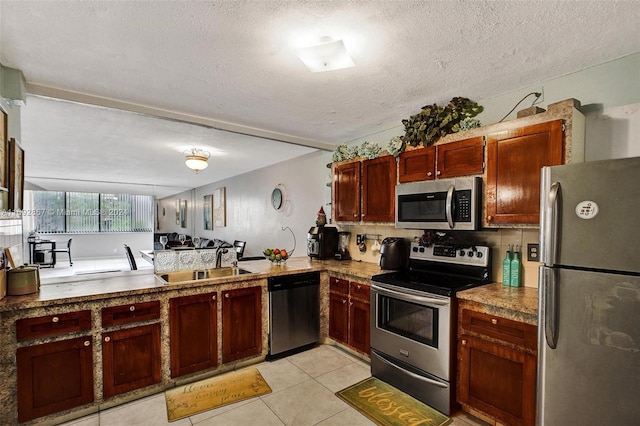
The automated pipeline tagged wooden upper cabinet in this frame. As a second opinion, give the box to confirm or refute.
[486,120,564,224]
[398,137,484,183]
[361,155,396,222]
[398,146,436,183]
[436,136,484,178]
[333,161,361,222]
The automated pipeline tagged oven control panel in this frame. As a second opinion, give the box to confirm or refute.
[410,242,489,267]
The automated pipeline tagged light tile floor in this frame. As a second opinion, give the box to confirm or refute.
[38,256,154,281]
[60,345,489,426]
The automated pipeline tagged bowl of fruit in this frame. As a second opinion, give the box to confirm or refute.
[263,247,292,264]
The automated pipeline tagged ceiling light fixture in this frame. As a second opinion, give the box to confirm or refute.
[296,39,355,72]
[184,148,210,173]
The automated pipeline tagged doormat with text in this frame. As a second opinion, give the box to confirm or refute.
[336,377,452,426]
[165,367,272,421]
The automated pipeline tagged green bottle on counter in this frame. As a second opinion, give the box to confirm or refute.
[502,244,511,286]
[510,245,521,287]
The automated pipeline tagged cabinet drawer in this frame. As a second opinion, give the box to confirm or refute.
[349,281,370,301]
[102,301,160,327]
[461,309,537,351]
[16,310,92,341]
[330,277,349,295]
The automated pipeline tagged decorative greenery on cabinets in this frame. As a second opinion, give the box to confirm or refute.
[401,97,483,148]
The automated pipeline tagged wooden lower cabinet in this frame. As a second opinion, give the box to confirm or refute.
[16,336,94,423]
[102,323,161,398]
[458,304,537,426]
[222,286,262,362]
[329,277,370,354]
[169,292,218,377]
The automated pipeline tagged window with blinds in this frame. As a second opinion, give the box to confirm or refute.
[31,191,153,233]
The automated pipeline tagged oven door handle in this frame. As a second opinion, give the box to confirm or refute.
[372,351,448,389]
[371,284,449,306]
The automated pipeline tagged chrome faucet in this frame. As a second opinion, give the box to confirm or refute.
[215,248,228,269]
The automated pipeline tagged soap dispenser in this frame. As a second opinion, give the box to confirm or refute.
[502,244,512,286]
[510,245,521,287]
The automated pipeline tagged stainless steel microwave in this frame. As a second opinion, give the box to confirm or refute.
[395,176,482,230]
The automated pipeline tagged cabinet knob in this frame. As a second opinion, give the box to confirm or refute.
[212,295,216,300]
[487,215,493,222]
[436,170,441,176]
[104,336,111,343]
[52,316,59,323]
[353,214,358,218]
[343,299,347,304]
[225,293,229,298]
[357,284,361,289]
[84,340,91,347]
[491,318,498,325]
[462,339,467,346]
[349,301,353,306]
[129,305,136,312]
[427,171,432,177]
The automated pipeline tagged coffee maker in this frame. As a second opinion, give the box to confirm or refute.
[335,231,351,260]
[307,226,338,260]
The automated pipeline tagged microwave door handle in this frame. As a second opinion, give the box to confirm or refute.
[445,185,454,229]
[371,284,448,307]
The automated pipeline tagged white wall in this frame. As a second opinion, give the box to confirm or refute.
[344,53,640,150]
[177,150,331,258]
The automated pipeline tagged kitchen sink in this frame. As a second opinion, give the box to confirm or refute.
[159,267,253,283]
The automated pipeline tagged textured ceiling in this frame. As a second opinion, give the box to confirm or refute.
[1,1,639,197]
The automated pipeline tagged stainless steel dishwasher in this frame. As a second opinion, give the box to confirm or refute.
[267,271,320,360]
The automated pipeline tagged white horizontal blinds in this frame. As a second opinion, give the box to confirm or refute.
[32,191,65,233]
[66,192,99,233]
[28,190,153,234]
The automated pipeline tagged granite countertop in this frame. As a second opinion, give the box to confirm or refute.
[457,282,539,325]
[0,257,388,311]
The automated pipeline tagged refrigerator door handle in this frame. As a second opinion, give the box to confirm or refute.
[543,267,559,349]
[542,181,561,266]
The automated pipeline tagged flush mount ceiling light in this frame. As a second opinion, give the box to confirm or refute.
[184,148,210,173]
[296,39,355,72]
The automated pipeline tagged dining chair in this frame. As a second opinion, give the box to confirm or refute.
[124,244,137,270]
[53,238,73,266]
[233,240,246,260]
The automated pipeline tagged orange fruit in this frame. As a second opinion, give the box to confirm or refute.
[280,249,288,258]
[273,248,280,254]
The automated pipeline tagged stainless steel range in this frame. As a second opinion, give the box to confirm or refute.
[370,242,491,415]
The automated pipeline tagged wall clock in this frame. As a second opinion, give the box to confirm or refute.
[271,187,283,210]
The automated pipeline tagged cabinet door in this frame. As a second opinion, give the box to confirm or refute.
[17,336,94,423]
[328,292,349,344]
[458,335,537,426]
[398,146,436,183]
[436,136,484,178]
[170,293,218,378]
[222,286,262,362]
[102,323,161,398]
[486,120,563,224]
[362,156,397,222]
[349,298,370,354]
[333,161,361,222]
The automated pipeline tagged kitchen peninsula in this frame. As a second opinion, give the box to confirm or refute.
[0,258,382,425]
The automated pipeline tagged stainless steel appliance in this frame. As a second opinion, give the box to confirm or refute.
[267,271,320,360]
[378,237,409,270]
[371,242,491,415]
[538,156,640,425]
[396,176,481,230]
[307,226,338,259]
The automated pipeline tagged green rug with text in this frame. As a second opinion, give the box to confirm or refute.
[336,377,452,426]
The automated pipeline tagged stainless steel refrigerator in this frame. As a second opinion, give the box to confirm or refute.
[538,156,640,425]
